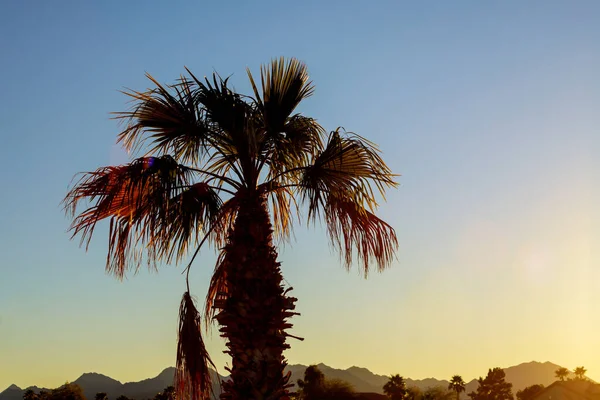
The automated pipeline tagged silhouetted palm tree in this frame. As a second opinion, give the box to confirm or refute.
[448,375,466,400]
[574,367,587,380]
[555,367,569,381]
[64,58,398,400]
[384,375,407,400]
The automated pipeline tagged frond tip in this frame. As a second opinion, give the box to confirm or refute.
[326,196,398,275]
[176,292,215,400]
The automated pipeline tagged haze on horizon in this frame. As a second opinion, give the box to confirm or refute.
[1,0,599,391]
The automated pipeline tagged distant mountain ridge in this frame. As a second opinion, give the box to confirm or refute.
[0,361,583,400]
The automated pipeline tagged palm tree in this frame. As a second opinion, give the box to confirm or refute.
[448,375,466,400]
[574,366,587,380]
[555,367,569,381]
[384,375,407,400]
[64,58,398,400]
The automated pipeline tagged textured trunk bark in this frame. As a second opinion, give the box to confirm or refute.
[215,191,297,400]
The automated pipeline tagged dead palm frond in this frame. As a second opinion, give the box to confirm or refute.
[175,292,216,400]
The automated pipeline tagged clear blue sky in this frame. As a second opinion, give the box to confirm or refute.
[1,0,600,389]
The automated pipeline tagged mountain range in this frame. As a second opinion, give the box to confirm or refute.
[0,361,578,400]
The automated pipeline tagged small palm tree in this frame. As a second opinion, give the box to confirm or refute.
[384,375,407,400]
[574,366,587,380]
[64,58,398,400]
[555,367,569,381]
[448,375,466,400]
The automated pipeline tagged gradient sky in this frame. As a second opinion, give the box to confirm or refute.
[1,0,599,391]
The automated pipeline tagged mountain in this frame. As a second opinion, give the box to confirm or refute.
[503,361,575,393]
[284,361,582,396]
[72,373,122,399]
[0,385,23,400]
[1,369,225,400]
[0,361,584,399]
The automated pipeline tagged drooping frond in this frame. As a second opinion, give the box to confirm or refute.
[160,182,224,262]
[176,292,215,400]
[324,196,397,275]
[204,252,228,326]
[266,185,298,243]
[63,155,223,278]
[272,129,399,273]
[210,197,239,249]
[114,74,211,165]
[263,114,325,179]
[300,129,397,218]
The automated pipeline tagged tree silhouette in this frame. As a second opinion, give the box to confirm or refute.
[516,384,544,400]
[64,58,398,400]
[297,365,326,399]
[468,368,513,400]
[574,367,587,380]
[423,386,454,400]
[94,393,108,400]
[406,387,423,400]
[48,383,86,400]
[296,366,357,400]
[448,375,466,400]
[23,390,38,400]
[384,375,408,400]
[320,379,357,400]
[555,367,569,381]
[153,387,175,400]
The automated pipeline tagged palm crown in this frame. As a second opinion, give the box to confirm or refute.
[64,58,398,400]
[449,375,466,400]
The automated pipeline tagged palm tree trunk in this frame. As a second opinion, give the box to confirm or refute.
[215,192,297,400]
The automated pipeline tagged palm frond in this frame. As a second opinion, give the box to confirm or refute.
[176,292,215,400]
[324,196,398,275]
[204,252,228,327]
[266,185,298,243]
[63,155,223,278]
[114,74,211,165]
[263,115,325,179]
[300,129,397,219]
[248,58,320,178]
[248,57,314,132]
[276,129,399,273]
[158,182,224,263]
[185,69,259,183]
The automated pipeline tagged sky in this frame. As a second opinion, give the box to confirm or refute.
[1,0,600,391]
